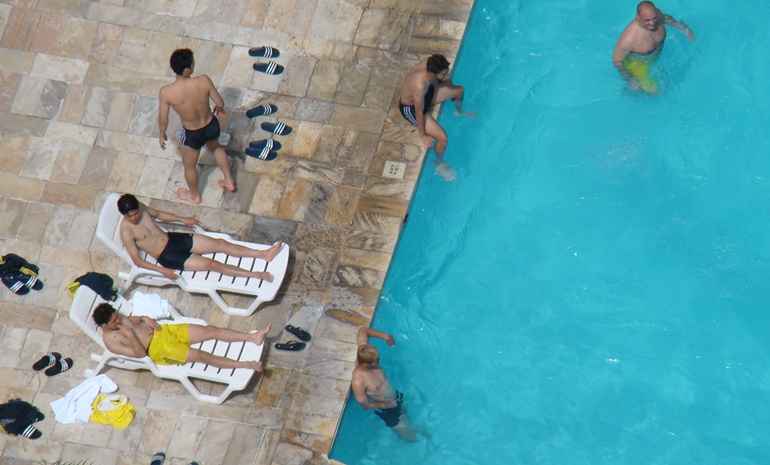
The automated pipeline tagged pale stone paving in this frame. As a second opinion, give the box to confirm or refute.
[0,0,473,464]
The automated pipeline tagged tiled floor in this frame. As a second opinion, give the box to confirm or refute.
[0,0,473,464]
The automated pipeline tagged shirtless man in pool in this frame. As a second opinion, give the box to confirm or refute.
[612,1,694,94]
[117,193,283,281]
[352,326,417,442]
[158,48,235,204]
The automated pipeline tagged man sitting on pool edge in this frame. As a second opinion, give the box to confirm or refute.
[612,1,694,94]
[117,193,283,281]
[352,326,417,442]
[93,303,269,370]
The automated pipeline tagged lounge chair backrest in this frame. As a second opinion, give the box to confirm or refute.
[97,192,132,264]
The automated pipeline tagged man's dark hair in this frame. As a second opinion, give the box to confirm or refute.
[117,193,139,215]
[93,303,116,327]
[426,54,450,74]
[170,48,194,76]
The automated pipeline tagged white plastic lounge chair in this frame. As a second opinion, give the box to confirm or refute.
[70,286,262,404]
[96,192,289,316]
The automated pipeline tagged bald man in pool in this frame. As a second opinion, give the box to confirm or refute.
[612,1,694,94]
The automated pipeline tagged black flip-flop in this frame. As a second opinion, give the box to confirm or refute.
[150,452,166,465]
[33,352,61,371]
[274,340,306,351]
[249,46,280,58]
[253,61,284,75]
[44,356,73,376]
[261,121,292,136]
[246,103,278,118]
[285,325,311,342]
[20,424,42,440]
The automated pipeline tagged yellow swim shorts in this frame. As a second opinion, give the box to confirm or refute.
[147,324,190,365]
[623,57,658,94]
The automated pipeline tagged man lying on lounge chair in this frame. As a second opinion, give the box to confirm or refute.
[117,193,283,281]
[93,303,269,370]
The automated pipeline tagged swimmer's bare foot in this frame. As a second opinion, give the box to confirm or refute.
[259,242,283,262]
[250,323,272,345]
[176,187,202,204]
[217,179,236,193]
[420,135,434,152]
[252,271,273,282]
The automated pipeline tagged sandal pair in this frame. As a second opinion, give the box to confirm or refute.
[274,325,312,351]
[32,352,73,376]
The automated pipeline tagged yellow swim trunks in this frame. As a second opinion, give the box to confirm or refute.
[623,57,658,94]
[147,324,190,365]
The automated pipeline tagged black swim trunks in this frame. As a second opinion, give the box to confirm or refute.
[157,232,193,271]
[399,82,436,127]
[374,391,404,428]
[177,116,220,151]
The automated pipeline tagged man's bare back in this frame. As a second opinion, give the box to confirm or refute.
[159,48,234,204]
[160,76,218,132]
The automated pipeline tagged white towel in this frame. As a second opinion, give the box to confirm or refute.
[50,374,117,424]
[130,291,170,319]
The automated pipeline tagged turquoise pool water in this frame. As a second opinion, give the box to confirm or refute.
[332,1,770,464]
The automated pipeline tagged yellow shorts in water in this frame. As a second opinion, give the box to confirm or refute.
[623,57,658,94]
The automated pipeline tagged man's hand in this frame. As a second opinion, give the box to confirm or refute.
[420,134,434,152]
[385,333,395,346]
[182,216,200,226]
[159,133,167,150]
[141,317,159,330]
[160,268,177,280]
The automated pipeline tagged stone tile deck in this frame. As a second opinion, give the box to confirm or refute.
[0,0,474,463]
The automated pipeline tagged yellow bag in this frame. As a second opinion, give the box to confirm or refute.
[90,394,135,430]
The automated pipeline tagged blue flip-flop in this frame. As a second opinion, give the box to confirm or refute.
[260,121,292,136]
[246,103,278,119]
[245,142,279,161]
[249,139,282,151]
[249,46,280,58]
[253,61,284,75]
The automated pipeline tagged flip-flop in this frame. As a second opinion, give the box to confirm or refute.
[249,139,281,151]
[32,352,61,371]
[285,325,311,342]
[44,356,73,376]
[4,275,30,295]
[249,46,280,58]
[29,275,43,291]
[150,452,166,465]
[245,144,279,161]
[246,103,278,118]
[20,424,42,440]
[260,121,292,136]
[274,340,306,351]
[253,61,284,75]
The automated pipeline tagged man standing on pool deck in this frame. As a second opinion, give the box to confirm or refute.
[352,326,417,442]
[399,54,473,178]
[612,1,694,94]
[158,48,235,204]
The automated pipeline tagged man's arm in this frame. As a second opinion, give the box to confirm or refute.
[144,204,198,226]
[357,327,395,346]
[158,89,170,149]
[412,81,429,138]
[103,329,146,358]
[205,75,226,118]
[664,14,694,40]
[120,226,178,279]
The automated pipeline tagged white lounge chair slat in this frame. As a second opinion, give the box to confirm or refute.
[96,192,289,316]
[70,287,263,404]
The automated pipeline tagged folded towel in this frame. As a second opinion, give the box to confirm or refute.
[130,291,171,319]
